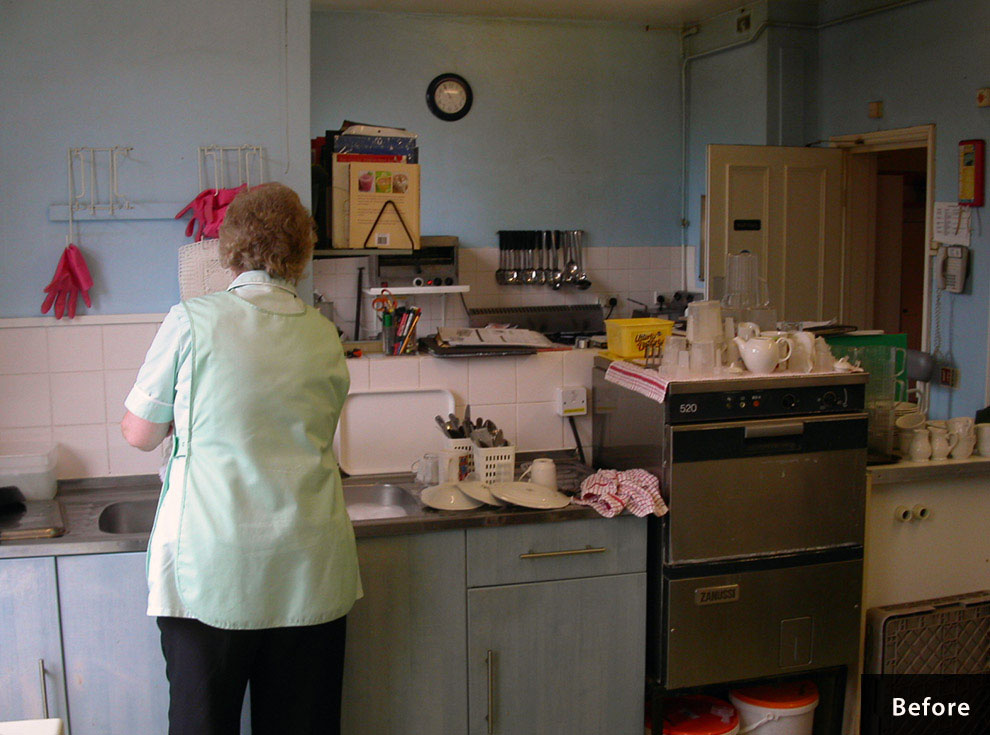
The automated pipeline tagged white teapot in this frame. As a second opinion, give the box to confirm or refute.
[733,335,792,374]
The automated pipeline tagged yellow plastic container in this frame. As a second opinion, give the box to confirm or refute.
[604,318,674,359]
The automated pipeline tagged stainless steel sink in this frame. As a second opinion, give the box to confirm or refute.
[98,484,420,534]
[98,499,158,534]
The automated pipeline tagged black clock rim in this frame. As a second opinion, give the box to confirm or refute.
[426,73,472,122]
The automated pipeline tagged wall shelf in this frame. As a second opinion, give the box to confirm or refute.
[362,285,469,296]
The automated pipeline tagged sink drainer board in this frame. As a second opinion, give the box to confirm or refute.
[333,389,455,475]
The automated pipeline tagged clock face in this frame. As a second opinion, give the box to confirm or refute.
[427,73,473,121]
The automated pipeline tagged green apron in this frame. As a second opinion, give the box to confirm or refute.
[174,288,360,630]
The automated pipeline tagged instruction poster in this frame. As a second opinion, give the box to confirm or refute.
[348,162,420,249]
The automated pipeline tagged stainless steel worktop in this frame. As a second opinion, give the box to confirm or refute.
[0,462,601,560]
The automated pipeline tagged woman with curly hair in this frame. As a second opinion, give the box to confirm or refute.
[122,182,360,735]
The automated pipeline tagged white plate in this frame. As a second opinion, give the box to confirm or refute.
[489,481,571,510]
[421,483,485,511]
[456,480,506,506]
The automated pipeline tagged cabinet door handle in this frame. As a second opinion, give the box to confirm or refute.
[519,546,607,560]
[486,649,496,735]
[38,659,49,719]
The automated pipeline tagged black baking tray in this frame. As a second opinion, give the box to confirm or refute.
[419,335,537,358]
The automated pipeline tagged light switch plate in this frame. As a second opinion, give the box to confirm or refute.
[554,386,588,416]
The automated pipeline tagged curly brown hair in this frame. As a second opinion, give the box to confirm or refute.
[218,183,315,282]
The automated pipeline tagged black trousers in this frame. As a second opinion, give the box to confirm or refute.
[157,615,346,735]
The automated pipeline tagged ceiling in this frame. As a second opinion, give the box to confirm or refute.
[310,0,751,26]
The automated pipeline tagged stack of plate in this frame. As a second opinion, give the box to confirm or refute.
[420,480,570,511]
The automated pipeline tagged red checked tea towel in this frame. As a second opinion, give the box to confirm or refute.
[574,469,668,518]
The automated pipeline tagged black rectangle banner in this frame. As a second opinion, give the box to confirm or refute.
[862,675,990,734]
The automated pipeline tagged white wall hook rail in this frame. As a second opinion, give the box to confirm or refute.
[68,146,134,219]
[197,145,267,192]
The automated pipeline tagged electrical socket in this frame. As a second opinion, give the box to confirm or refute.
[598,294,619,309]
[653,291,665,305]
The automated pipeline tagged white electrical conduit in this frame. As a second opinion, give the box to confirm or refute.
[661,0,933,293]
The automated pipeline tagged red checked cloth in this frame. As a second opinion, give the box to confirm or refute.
[604,360,670,402]
[574,469,668,518]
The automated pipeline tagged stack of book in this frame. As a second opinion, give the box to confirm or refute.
[318,122,420,250]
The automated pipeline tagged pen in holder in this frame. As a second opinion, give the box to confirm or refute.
[391,307,421,356]
[382,311,396,354]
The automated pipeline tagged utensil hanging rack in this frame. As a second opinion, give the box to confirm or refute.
[198,145,266,191]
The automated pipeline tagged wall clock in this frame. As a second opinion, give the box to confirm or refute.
[426,73,473,122]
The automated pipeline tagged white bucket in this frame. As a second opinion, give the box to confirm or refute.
[729,685,818,735]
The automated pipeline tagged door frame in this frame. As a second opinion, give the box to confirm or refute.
[829,124,936,351]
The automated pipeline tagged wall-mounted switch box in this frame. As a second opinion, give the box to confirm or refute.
[555,386,588,416]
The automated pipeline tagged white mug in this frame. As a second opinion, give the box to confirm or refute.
[978,424,990,457]
[437,449,470,484]
[412,453,439,485]
[947,417,975,436]
[519,457,557,490]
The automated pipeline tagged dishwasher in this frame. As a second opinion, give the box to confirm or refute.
[593,357,869,690]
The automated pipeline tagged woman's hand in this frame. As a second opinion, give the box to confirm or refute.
[121,410,172,451]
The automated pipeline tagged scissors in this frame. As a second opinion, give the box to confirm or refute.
[371,289,398,314]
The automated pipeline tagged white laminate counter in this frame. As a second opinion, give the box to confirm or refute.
[868,454,990,485]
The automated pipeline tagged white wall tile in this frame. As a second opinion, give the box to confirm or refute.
[516,402,564,451]
[104,369,138,423]
[346,358,370,392]
[52,424,109,479]
[468,357,516,405]
[107,424,165,476]
[607,248,631,270]
[0,374,51,428]
[102,324,159,370]
[0,427,53,444]
[473,247,500,272]
[51,371,107,426]
[563,349,596,390]
[368,356,420,390]
[0,328,48,374]
[629,268,657,292]
[471,403,516,446]
[420,357,469,404]
[627,246,652,270]
[515,352,563,403]
[585,247,608,271]
[47,325,103,372]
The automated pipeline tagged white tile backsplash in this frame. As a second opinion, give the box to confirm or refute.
[515,352,563,403]
[51,371,107,426]
[53,423,109,479]
[104,369,138,424]
[368,355,420,390]
[420,356,469,404]
[516,402,564,451]
[469,357,517,405]
[48,325,103,372]
[345,359,370,392]
[0,374,51,428]
[102,324,159,370]
[0,328,48,374]
[106,423,165,476]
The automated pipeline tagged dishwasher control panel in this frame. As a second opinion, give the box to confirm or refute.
[666,383,865,424]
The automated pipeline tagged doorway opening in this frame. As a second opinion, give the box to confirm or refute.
[832,124,935,353]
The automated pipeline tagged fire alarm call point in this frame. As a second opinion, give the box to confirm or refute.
[958,139,984,207]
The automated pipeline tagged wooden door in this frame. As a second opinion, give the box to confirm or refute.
[0,557,67,722]
[468,574,646,735]
[706,145,845,322]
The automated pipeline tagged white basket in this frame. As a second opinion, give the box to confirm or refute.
[445,437,475,475]
[472,445,516,484]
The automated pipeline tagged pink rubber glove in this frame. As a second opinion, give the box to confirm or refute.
[201,185,246,238]
[41,248,77,319]
[66,245,94,308]
[175,189,217,242]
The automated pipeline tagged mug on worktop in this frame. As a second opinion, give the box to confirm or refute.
[977,424,990,456]
[437,449,471,484]
[412,452,440,485]
[519,457,557,491]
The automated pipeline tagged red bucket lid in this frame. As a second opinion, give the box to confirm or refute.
[662,694,739,735]
[730,680,819,709]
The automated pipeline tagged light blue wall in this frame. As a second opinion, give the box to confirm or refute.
[816,0,990,415]
[0,0,311,318]
[311,12,683,250]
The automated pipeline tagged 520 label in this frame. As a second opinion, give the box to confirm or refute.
[678,403,698,414]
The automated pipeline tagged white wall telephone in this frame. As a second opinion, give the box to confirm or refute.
[936,244,969,293]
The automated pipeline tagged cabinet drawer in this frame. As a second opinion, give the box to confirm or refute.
[466,516,646,587]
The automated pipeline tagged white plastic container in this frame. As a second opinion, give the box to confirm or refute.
[0,442,58,500]
[728,681,818,735]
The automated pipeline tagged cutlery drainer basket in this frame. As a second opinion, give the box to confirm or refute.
[473,445,516,484]
[445,437,475,475]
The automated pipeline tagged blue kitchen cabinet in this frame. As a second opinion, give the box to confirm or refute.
[466,517,648,735]
[342,530,468,734]
[0,556,68,722]
[56,552,171,735]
